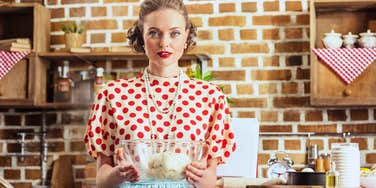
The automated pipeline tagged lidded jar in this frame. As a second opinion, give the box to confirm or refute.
[358,29,376,48]
[322,30,343,49]
[342,32,358,48]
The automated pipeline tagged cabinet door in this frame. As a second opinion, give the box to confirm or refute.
[0,59,27,99]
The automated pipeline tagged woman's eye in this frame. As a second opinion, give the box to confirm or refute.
[148,31,159,37]
[171,31,181,38]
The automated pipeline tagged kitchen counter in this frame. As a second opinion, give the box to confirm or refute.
[216,177,323,188]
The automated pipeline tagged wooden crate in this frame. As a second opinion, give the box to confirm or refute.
[0,3,50,106]
[310,0,376,106]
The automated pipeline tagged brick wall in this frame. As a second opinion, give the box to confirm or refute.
[1,0,376,187]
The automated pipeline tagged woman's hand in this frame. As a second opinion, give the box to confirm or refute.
[113,148,141,183]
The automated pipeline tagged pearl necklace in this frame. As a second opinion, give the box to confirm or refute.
[143,68,184,139]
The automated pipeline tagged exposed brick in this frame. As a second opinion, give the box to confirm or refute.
[296,14,309,25]
[263,29,279,40]
[260,111,278,122]
[4,114,21,126]
[327,110,347,121]
[25,113,57,126]
[123,19,136,30]
[286,1,302,11]
[257,153,270,165]
[111,32,126,43]
[10,182,32,188]
[285,140,301,150]
[231,43,269,53]
[374,138,376,149]
[4,169,20,179]
[7,143,21,153]
[65,154,87,165]
[350,109,369,121]
[91,6,107,17]
[25,169,40,179]
[241,57,258,67]
[273,97,310,108]
[71,141,86,152]
[209,16,246,26]
[132,5,139,16]
[69,7,85,17]
[190,45,225,54]
[76,168,85,179]
[220,84,232,95]
[309,139,324,150]
[62,0,97,5]
[91,33,106,43]
[218,29,234,41]
[237,111,256,118]
[350,138,368,150]
[112,6,128,16]
[298,124,337,133]
[283,110,300,121]
[259,83,277,94]
[241,2,257,12]
[328,138,346,149]
[218,57,234,67]
[0,129,34,140]
[304,82,310,94]
[236,84,254,95]
[84,162,97,178]
[0,156,11,166]
[197,30,212,40]
[83,20,118,30]
[48,142,65,152]
[46,128,63,139]
[286,55,303,66]
[253,15,290,26]
[289,153,306,164]
[47,0,57,5]
[343,123,376,133]
[305,110,323,121]
[263,140,278,150]
[285,28,303,39]
[186,4,213,14]
[260,125,292,132]
[230,98,267,108]
[212,70,245,81]
[190,17,203,27]
[296,68,310,80]
[17,156,42,167]
[282,82,298,94]
[263,56,279,66]
[240,29,257,40]
[50,8,65,19]
[219,3,235,13]
[366,153,376,163]
[275,41,309,53]
[263,1,279,11]
[252,70,291,81]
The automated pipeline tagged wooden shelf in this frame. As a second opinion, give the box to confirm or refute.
[38,51,210,62]
[0,102,90,110]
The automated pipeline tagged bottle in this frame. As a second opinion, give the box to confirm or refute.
[94,67,104,95]
[72,70,93,103]
[54,61,72,102]
[326,161,339,188]
[315,156,325,172]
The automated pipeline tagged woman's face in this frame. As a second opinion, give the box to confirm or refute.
[142,8,189,68]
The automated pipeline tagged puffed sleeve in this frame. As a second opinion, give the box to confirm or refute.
[83,88,117,160]
[205,92,236,164]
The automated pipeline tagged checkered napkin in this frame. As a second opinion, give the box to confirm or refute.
[0,50,30,80]
[312,48,376,84]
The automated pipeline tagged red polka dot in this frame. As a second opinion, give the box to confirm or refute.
[171,127,177,132]
[89,131,94,137]
[125,134,131,140]
[190,120,196,125]
[109,94,115,100]
[128,89,135,94]
[97,93,103,100]
[137,118,143,123]
[108,83,114,87]
[130,113,136,118]
[224,123,229,130]
[121,95,127,100]
[155,88,162,93]
[128,101,135,106]
[190,134,196,140]
[196,103,202,108]
[131,125,137,131]
[152,80,159,86]
[175,148,181,153]
[169,88,175,93]
[203,85,209,89]
[196,129,201,135]
[176,132,183,138]
[189,108,196,113]
[202,110,209,115]
[176,107,182,112]
[121,83,128,87]
[117,115,124,120]
[182,100,189,105]
[156,101,162,106]
[137,132,144,138]
[212,146,218,152]
[163,121,170,127]
[189,84,195,89]
[123,108,128,113]
[224,151,230,157]
[228,132,234,139]
[183,113,189,118]
[135,83,142,87]
[156,114,163,120]
[184,125,190,131]
[116,102,122,107]
[202,97,208,102]
[95,127,101,133]
[144,126,150,132]
[96,138,102,145]
[143,113,149,118]
[176,119,183,124]
[135,94,141,99]
[162,94,168,100]
[196,116,202,121]
[195,91,201,95]
[119,128,125,135]
[182,88,188,93]
[189,96,195,100]
[163,82,170,86]
[157,127,164,133]
[150,106,156,112]
[115,88,121,93]
[101,144,107,150]
[214,124,220,131]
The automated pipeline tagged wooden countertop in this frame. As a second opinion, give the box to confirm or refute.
[246,186,322,188]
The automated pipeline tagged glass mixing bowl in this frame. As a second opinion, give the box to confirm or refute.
[119,139,205,185]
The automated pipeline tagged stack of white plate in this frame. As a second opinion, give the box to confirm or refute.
[331,143,360,188]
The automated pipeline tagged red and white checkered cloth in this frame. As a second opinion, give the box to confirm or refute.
[313,48,376,84]
[0,50,30,80]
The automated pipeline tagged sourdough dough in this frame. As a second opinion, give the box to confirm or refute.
[147,151,191,180]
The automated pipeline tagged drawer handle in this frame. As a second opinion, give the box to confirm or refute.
[343,89,352,96]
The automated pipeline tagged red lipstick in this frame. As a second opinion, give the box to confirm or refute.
[157,51,172,58]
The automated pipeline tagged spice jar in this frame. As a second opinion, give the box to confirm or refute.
[321,153,331,172]
[358,29,376,48]
[322,30,343,49]
[315,156,325,172]
[342,32,358,49]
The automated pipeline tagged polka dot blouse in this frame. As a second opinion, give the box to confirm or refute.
[84,71,236,164]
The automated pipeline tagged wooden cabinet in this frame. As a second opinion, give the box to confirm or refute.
[0,3,50,106]
[310,0,376,106]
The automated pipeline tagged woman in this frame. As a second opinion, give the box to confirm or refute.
[83,0,235,187]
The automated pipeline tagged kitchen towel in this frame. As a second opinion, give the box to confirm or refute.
[312,48,376,84]
[0,50,30,80]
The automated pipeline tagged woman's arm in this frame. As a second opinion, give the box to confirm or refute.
[185,158,218,188]
[96,150,140,188]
